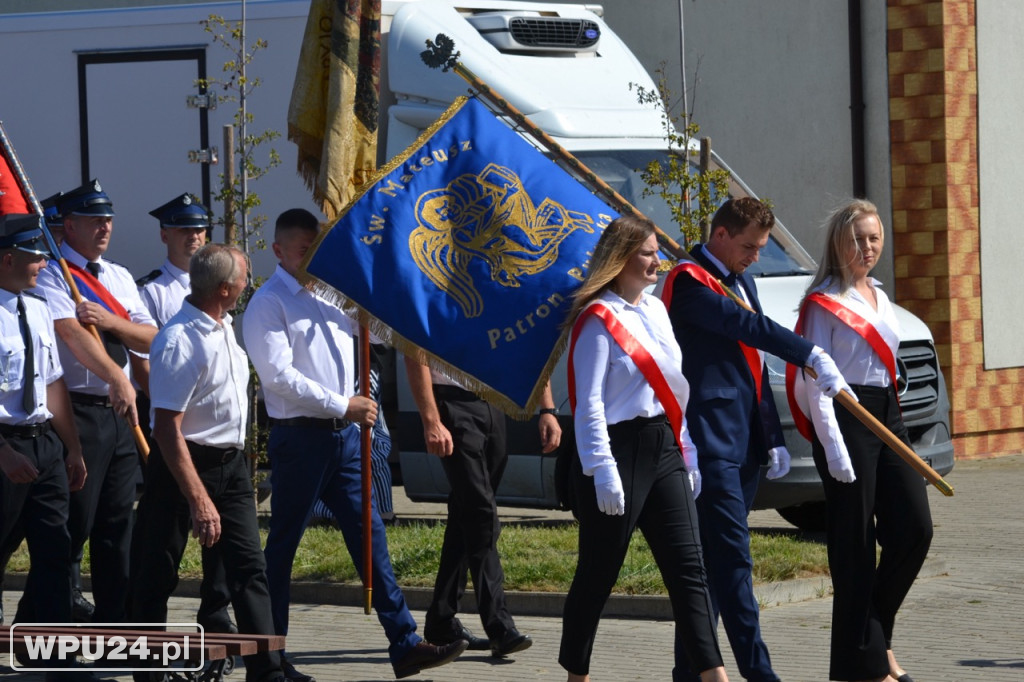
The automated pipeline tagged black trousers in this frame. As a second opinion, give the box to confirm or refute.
[0,427,73,624]
[424,386,516,641]
[559,417,722,678]
[812,384,933,681]
[130,441,281,682]
[67,399,137,622]
[133,429,233,633]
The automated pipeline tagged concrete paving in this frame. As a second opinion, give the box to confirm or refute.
[4,454,1022,681]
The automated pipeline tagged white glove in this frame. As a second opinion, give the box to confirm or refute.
[808,346,857,401]
[766,446,791,480]
[593,465,625,516]
[686,467,702,499]
[826,446,857,483]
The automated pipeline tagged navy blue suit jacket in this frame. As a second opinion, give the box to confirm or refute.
[667,246,813,466]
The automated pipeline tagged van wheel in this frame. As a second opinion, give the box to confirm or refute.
[776,502,828,532]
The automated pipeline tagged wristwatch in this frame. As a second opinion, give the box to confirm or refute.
[538,407,558,416]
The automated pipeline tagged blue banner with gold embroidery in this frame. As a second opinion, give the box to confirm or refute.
[302,96,616,416]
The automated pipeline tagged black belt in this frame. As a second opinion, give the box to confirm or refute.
[0,421,52,439]
[847,383,897,398]
[186,441,241,465]
[69,391,113,407]
[268,416,352,431]
[432,385,480,402]
[607,414,669,433]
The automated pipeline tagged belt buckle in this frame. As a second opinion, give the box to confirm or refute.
[331,418,346,430]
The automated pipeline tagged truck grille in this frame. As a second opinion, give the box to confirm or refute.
[508,18,600,49]
[898,341,940,415]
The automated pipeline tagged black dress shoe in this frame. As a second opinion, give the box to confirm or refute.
[424,618,490,651]
[490,629,532,658]
[281,655,316,682]
[72,587,95,623]
[392,639,468,679]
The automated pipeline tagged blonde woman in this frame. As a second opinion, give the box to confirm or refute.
[559,215,727,682]
[789,199,932,682]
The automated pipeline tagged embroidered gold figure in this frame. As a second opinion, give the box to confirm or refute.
[409,163,595,318]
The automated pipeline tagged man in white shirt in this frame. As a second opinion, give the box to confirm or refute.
[133,192,238,634]
[244,209,466,681]
[404,365,560,657]
[34,180,157,624]
[0,215,85,634]
[136,193,208,328]
[130,243,285,682]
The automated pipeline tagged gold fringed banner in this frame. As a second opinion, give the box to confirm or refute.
[288,0,381,220]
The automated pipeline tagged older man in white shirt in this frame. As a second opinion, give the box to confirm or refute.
[130,243,284,682]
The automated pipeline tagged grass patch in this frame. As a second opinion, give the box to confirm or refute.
[7,519,828,595]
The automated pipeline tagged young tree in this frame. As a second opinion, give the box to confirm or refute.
[198,13,281,260]
[631,64,731,248]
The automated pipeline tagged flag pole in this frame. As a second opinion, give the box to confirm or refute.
[360,330,373,614]
[0,120,150,461]
[420,35,688,260]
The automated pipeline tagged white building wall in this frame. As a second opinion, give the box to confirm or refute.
[977,0,1024,369]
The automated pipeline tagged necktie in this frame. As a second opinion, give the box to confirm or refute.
[17,295,35,415]
[85,261,128,366]
[723,272,738,289]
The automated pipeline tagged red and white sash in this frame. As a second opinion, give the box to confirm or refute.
[661,261,764,401]
[568,301,685,454]
[786,291,899,441]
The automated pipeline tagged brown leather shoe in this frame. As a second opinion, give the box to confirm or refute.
[392,640,468,679]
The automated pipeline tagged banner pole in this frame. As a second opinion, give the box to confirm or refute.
[360,329,373,614]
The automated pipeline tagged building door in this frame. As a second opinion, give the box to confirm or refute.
[77,49,211,274]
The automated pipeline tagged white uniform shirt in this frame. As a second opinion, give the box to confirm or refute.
[0,289,62,425]
[572,290,697,476]
[34,243,156,393]
[139,259,190,328]
[242,265,356,421]
[149,299,249,448]
[801,277,901,461]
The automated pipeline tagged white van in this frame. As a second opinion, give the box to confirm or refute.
[382,0,954,529]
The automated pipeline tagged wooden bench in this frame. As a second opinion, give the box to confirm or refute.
[1,625,285,681]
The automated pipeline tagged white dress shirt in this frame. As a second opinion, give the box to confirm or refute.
[0,289,62,425]
[242,265,357,421]
[801,277,901,461]
[700,244,764,366]
[572,290,697,476]
[149,299,249,449]
[139,259,190,328]
[33,243,156,393]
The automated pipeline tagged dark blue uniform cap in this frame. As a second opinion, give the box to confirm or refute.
[0,214,54,257]
[40,191,64,227]
[57,179,115,218]
[148,193,210,229]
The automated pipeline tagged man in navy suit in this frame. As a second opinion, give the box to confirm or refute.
[664,198,850,681]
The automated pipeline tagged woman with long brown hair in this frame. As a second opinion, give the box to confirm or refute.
[559,215,727,682]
